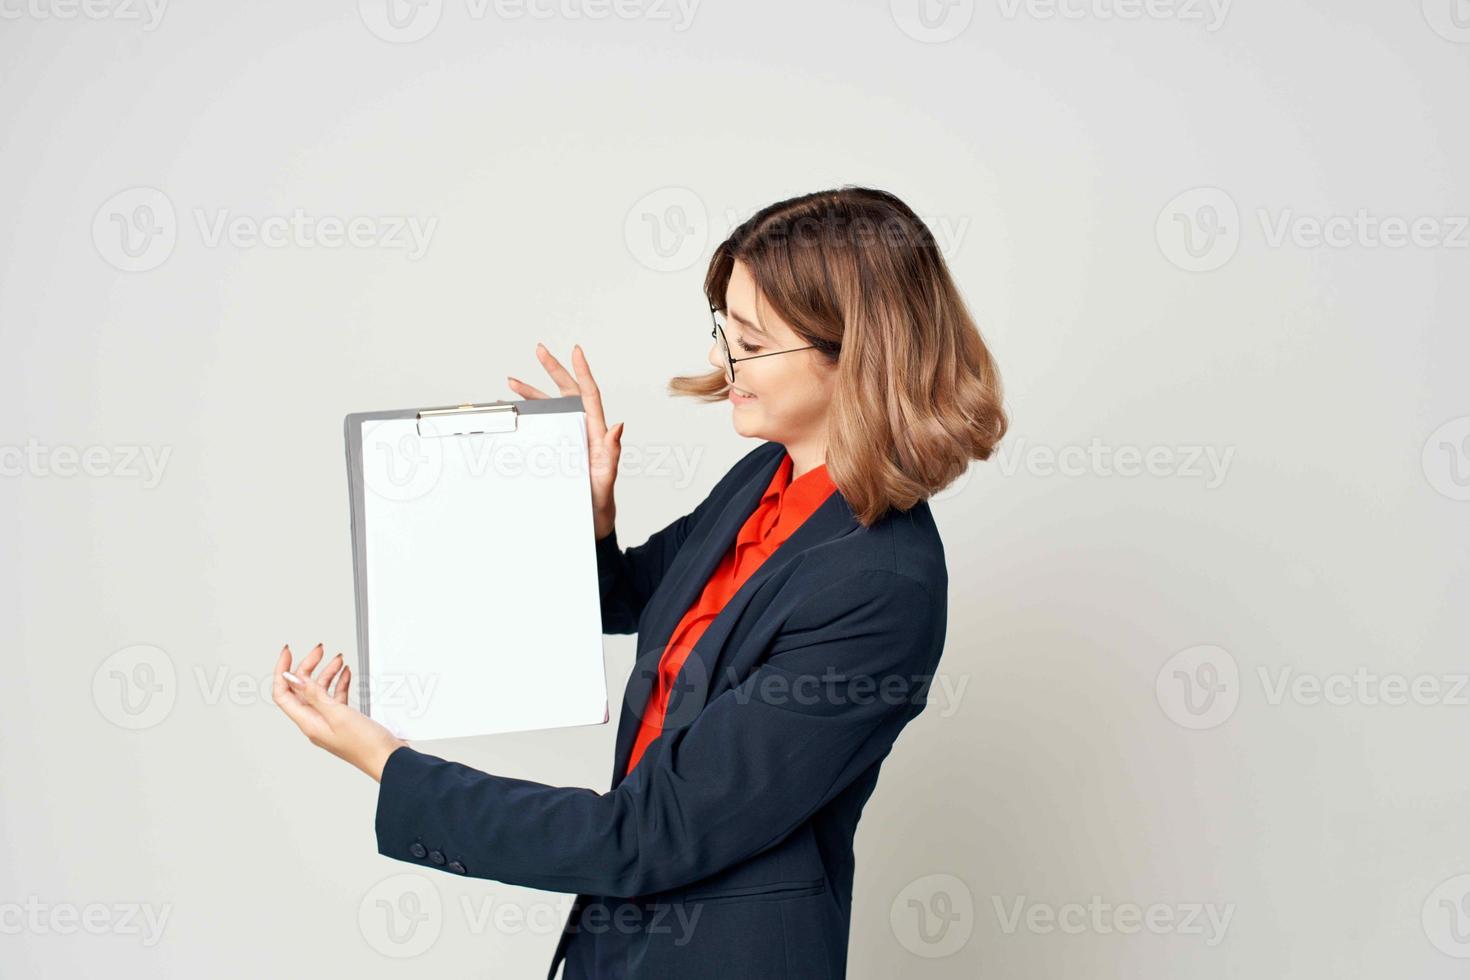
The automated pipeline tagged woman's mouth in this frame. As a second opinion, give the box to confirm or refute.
[729,386,757,404]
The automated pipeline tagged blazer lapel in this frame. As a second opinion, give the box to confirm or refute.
[673,489,857,704]
[609,450,859,788]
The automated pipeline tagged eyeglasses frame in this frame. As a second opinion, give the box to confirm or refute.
[709,305,833,384]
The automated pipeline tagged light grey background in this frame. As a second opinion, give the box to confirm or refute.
[2,1,1468,976]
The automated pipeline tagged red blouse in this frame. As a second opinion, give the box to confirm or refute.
[623,451,838,777]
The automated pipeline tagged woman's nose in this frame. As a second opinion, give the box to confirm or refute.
[707,341,723,372]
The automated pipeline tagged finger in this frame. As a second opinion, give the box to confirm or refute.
[284,670,325,709]
[298,643,325,680]
[333,665,351,705]
[596,421,624,474]
[291,670,349,721]
[571,344,608,440]
[317,652,346,690]
[274,671,330,740]
[534,343,582,397]
[507,376,552,400]
[608,420,626,459]
[272,644,292,701]
[589,419,624,490]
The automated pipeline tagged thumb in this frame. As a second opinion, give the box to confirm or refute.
[284,671,323,706]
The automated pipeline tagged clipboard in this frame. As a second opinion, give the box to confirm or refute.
[344,395,609,741]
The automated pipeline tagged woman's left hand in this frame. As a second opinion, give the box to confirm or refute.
[272,643,409,782]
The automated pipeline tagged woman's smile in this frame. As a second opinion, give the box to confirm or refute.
[729,386,757,404]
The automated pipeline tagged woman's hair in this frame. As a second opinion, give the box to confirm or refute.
[668,186,1009,527]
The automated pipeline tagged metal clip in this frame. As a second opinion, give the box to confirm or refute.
[416,402,519,437]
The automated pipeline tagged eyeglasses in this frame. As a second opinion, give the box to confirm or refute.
[709,306,823,384]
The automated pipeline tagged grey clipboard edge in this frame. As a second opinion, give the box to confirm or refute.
[343,395,587,720]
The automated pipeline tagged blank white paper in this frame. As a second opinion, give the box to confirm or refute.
[357,408,608,741]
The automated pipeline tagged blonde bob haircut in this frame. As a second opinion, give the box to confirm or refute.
[669,186,1008,527]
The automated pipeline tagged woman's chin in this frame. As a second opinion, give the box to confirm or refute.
[730,411,761,436]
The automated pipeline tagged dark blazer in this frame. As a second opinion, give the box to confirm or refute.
[373,439,949,979]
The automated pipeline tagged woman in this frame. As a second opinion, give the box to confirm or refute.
[273,186,1007,978]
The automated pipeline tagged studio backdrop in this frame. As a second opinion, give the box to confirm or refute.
[2,1,1467,977]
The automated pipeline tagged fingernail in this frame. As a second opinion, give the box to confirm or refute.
[313,642,323,652]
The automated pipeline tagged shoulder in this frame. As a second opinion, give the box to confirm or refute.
[816,497,948,602]
[773,562,947,676]
[767,472,950,669]
[774,497,948,670]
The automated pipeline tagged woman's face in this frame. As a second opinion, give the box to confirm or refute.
[708,259,837,446]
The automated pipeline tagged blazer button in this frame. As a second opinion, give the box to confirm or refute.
[408,842,427,859]
[428,850,446,865]
[447,861,467,875]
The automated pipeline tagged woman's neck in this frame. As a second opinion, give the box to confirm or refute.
[784,441,827,480]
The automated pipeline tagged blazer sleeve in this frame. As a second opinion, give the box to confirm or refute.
[372,568,945,898]
[593,502,708,635]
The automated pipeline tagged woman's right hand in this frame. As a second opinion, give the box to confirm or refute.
[507,342,624,540]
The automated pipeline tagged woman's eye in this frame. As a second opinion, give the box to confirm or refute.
[736,339,761,354]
